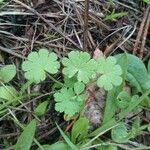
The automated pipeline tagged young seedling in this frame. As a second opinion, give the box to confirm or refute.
[21,49,123,118]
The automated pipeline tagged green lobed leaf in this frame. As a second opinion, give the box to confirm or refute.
[111,123,129,143]
[71,117,89,144]
[15,119,36,150]
[64,76,77,88]
[0,64,16,83]
[35,101,49,117]
[0,86,18,102]
[102,53,128,124]
[54,88,86,117]
[22,49,60,83]
[96,56,122,91]
[62,51,97,83]
[74,82,85,95]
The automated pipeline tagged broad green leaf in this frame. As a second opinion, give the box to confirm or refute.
[103,54,128,124]
[62,51,97,83]
[54,88,86,117]
[22,49,60,83]
[71,117,89,143]
[74,82,85,95]
[0,0,4,3]
[96,56,122,91]
[56,123,78,150]
[148,126,150,132]
[144,0,150,4]
[0,64,16,83]
[0,86,18,102]
[116,91,131,109]
[116,54,150,92]
[36,142,70,150]
[111,123,129,143]
[35,101,48,116]
[15,119,36,150]
[126,73,142,92]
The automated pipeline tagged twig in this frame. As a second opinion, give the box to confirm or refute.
[133,6,150,54]
[140,9,150,58]
[83,0,90,50]
[110,23,137,55]
[12,0,81,49]
[0,45,25,59]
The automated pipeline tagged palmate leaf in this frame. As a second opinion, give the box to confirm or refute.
[96,56,122,91]
[62,51,97,83]
[22,49,60,83]
[54,86,86,117]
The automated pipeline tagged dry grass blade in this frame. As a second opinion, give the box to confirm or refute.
[83,0,89,50]
[12,0,81,49]
[133,6,150,55]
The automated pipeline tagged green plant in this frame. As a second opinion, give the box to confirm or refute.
[34,100,49,117]
[0,64,16,83]
[15,119,36,150]
[1,49,150,150]
[104,9,128,21]
[96,56,122,90]
[0,0,4,4]
[21,49,123,118]
[22,49,60,83]
[144,0,150,4]
[62,51,97,83]
[54,82,86,117]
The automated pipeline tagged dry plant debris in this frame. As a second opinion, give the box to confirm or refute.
[0,0,150,150]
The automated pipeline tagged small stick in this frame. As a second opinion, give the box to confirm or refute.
[83,0,90,50]
[65,115,78,132]
[133,6,150,54]
[12,0,81,49]
[0,45,25,59]
[140,9,150,59]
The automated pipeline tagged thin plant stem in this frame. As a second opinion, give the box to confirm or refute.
[47,74,63,86]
